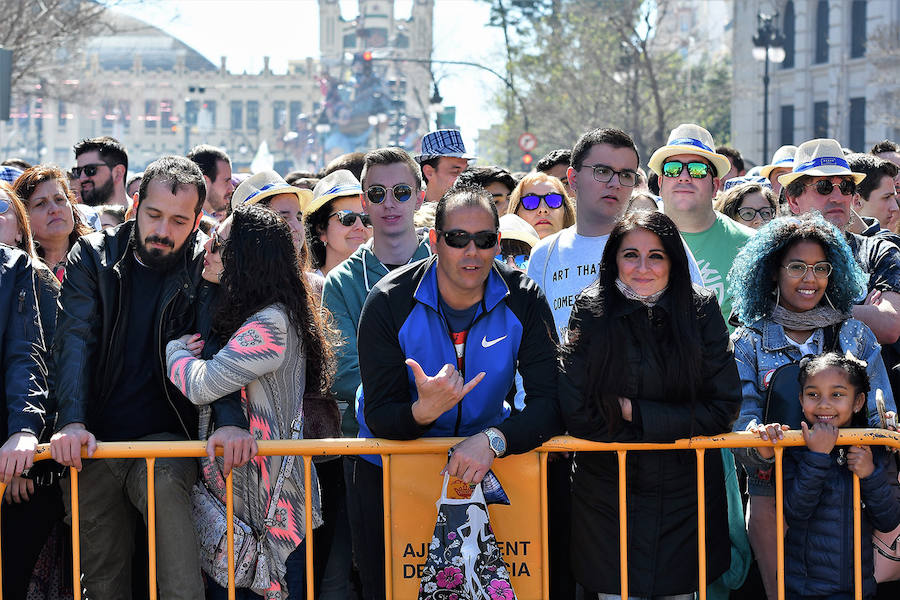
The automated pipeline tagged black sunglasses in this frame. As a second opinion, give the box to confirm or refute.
[803,178,856,196]
[71,163,110,178]
[365,183,413,204]
[329,210,372,227]
[520,192,564,211]
[438,229,498,249]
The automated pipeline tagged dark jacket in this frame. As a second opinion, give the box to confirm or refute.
[560,283,741,596]
[784,445,900,599]
[358,256,562,456]
[53,221,246,437]
[0,245,48,439]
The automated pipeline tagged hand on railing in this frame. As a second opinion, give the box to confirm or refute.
[407,359,485,426]
[49,423,97,471]
[846,445,875,478]
[800,421,839,455]
[441,431,505,485]
[0,431,38,483]
[3,474,34,504]
[207,425,258,476]
[748,422,790,459]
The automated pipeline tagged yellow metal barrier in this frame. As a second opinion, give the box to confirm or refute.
[0,429,897,600]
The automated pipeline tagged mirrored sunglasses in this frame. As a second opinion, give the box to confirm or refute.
[329,210,372,227]
[662,160,711,179]
[0,199,9,215]
[365,183,413,204]
[439,229,498,249]
[520,193,564,211]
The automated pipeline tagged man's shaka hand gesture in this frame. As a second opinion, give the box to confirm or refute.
[408,359,485,426]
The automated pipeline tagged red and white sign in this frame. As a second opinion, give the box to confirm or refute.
[517,132,537,153]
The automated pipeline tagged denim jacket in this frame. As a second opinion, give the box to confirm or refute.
[731,317,895,496]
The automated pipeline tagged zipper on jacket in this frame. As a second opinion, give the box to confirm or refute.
[451,297,490,437]
[158,281,191,438]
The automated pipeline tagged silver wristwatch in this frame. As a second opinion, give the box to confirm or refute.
[483,427,507,458]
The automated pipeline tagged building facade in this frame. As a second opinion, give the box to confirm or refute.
[732,0,900,165]
[0,1,435,173]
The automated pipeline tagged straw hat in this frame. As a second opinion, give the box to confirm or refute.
[776,139,866,187]
[231,170,312,212]
[306,170,364,218]
[722,175,772,192]
[759,145,798,179]
[648,124,732,179]
[499,214,540,249]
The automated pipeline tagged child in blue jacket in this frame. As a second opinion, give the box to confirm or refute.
[783,352,900,599]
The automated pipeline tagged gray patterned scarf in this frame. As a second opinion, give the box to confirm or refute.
[769,302,848,331]
[616,278,668,307]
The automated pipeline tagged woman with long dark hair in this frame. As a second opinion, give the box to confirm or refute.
[13,165,93,282]
[166,204,334,599]
[560,210,741,598]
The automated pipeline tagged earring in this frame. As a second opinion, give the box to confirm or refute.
[774,286,781,307]
[323,240,328,247]
[825,291,836,310]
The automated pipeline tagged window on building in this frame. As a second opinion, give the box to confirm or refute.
[851,0,867,58]
[231,101,243,130]
[289,101,303,129]
[273,101,286,129]
[814,101,828,138]
[198,101,216,131]
[101,99,115,132]
[185,99,199,126]
[57,100,67,128]
[118,100,131,133]
[343,33,357,49]
[815,0,829,64]
[396,33,410,48]
[780,105,795,145]
[849,97,866,151]
[247,100,259,131]
[160,99,175,133]
[782,1,795,69]
[145,99,158,132]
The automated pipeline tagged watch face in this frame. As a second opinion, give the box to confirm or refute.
[489,435,504,454]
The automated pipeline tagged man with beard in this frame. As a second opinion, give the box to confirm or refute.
[73,136,131,208]
[187,144,234,221]
[49,156,255,599]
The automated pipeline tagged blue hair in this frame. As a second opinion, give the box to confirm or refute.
[727,213,867,325]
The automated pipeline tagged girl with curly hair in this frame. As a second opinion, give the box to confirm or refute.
[727,213,896,600]
[165,204,334,599]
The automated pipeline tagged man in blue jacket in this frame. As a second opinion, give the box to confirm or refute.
[353,184,562,599]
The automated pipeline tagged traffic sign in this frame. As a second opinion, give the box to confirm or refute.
[518,132,537,153]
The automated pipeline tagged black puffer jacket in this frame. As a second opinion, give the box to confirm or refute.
[53,221,246,437]
[560,283,741,596]
[0,245,48,439]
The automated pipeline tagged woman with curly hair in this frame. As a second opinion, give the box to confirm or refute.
[727,213,896,600]
[560,210,741,598]
[165,204,334,599]
[13,165,93,282]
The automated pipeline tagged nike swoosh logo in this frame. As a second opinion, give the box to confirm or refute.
[481,335,507,348]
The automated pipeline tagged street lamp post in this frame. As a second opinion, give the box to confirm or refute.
[752,12,786,164]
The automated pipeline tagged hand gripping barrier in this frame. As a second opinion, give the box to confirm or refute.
[0,429,897,599]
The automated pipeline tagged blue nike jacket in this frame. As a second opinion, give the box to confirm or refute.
[356,256,562,464]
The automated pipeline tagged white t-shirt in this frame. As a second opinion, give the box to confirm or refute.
[525,225,705,341]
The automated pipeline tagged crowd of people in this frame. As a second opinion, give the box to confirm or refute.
[1,124,900,600]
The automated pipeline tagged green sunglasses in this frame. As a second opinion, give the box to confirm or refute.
[662,160,711,179]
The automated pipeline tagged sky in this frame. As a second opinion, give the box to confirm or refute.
[109,0,508,151]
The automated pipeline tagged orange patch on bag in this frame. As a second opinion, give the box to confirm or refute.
[446,477,475,499]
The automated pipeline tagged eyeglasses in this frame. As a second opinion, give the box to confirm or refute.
[329,210,372,227]
[520,192,564,211]
[209,229,224,254]
[737,206,775,222]
[584,164,638,187]
[71,163,110,178]
[662,161,711,179]
[438,229,498,249]
[782,261,833,279]
[802,178,856,196]
[497,254,529,270]
[365,183,413,204]
[0,199,9,215]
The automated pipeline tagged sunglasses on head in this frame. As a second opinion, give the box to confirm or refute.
[662,160,711,179]
[329,210,372,227]
[71,163,109,178]
[737,206,775,222]
[438,229,498,249]
[803,178,856,196]
[209,229,224,254]
[520,192,564,211]
[365,183,413,204]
